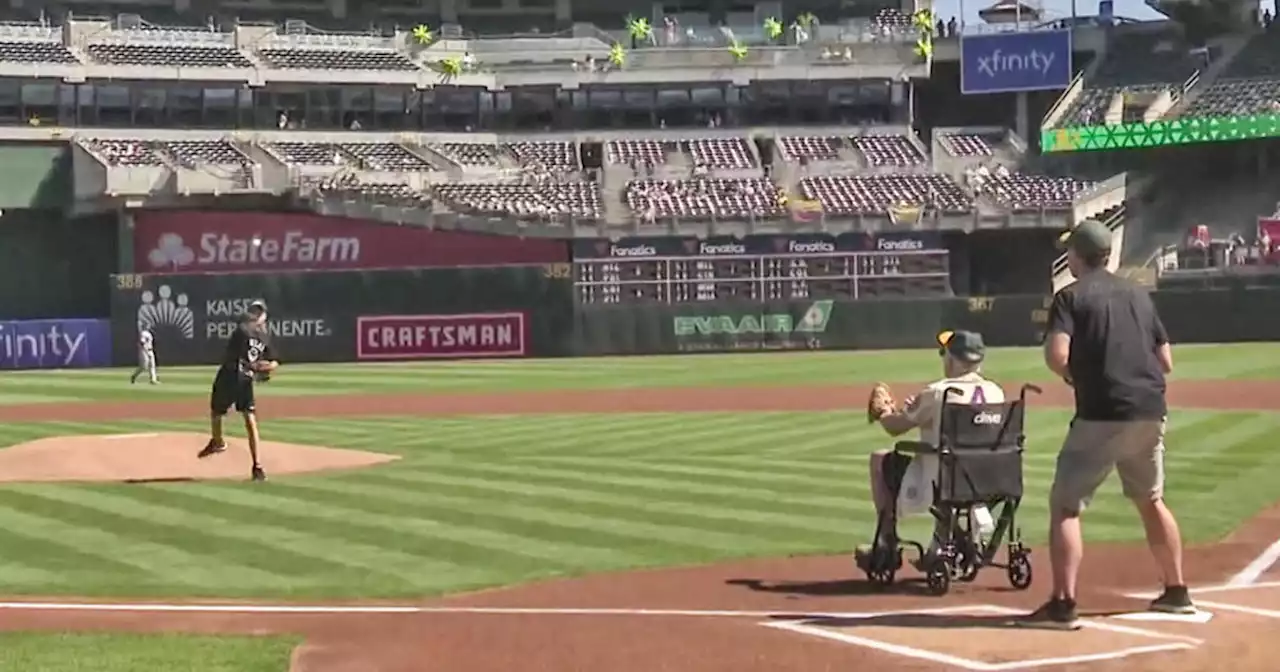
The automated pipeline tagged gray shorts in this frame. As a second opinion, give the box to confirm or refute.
[1049,418,1166,514]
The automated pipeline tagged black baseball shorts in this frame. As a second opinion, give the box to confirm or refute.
[210,368,256,415]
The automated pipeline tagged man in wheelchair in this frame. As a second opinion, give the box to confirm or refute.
[855,330,1011,587]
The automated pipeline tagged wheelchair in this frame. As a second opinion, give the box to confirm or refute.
[854,384,1041,596]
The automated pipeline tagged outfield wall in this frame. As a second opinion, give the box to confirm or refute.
[108,265,575,366]
[106,265,1280,365]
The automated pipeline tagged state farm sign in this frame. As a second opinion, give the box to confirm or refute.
[134,211,568,273]
[357,313,528,360]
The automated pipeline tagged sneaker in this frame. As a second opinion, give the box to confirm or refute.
[251,465,267,482]
[1149,586,1196,614]
[197,439,226,459]
[1017,597,1081,631]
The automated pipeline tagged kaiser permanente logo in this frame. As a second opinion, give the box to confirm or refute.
[672,300,834,337]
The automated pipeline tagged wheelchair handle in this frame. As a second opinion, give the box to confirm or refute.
[1020,384,1042,402]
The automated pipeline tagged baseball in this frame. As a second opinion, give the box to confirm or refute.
[251,236,262,247]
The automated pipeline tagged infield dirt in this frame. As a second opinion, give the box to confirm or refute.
[0,377,1278,671]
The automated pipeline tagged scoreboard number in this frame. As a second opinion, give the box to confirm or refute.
[115,274,144,291]
[543,263,572,279]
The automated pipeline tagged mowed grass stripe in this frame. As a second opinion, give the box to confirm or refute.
[0,491,272,588]
[104,485,509,591]
[23,485,456,592]
[324,470,805,552]
[344,467,857,537]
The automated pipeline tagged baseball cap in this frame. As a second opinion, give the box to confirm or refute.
[937,330,986,363]
[248,300,268,313]
[1060,219,1112,256]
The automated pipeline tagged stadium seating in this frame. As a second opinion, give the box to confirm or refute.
[686,138,757,169]
[938,133,995,158]
[1181,35,1280,117]
[86,43,252,68]
[606,139,668,165]
[777,136,842,162]
[1059,32,1203,126]
[339,143,437,171]
[626,178,785,220]
[799,174,971,214]
[0,39,79,64]
[263,141,348,165]
[162,140,252,167]
[976,173,1092,211]
[256,48,418,70]
[84,139,165,166]
[504,141,579,169]
[849,135,926,166]
[431,143,502,167]
[433,183,602,219]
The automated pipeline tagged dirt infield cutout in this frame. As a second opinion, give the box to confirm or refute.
[763,605,1201,670]
[0,432,399,483]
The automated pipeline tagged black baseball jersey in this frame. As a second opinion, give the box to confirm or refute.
[220,321,276,380]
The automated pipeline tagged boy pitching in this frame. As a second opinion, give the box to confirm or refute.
[130,327,158,385]
[198,300,279,482]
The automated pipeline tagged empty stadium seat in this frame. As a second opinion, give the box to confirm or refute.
[938,133,995,158]
[800,174,971,214]
[0,39,78,64]
[626,178,784,220]
[87,43,252,68]
[257,48,418,70]
[434,183,602,219]
[778,136,842,162]
[850,135,926,167]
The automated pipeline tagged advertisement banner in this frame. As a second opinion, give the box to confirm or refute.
[357,313,528,360]
[134,211,569,274]
[570,237,694,259]
[571,234,943,260]
[960,29,1072,95]
[0,319,112,370]
[671,300,835,352]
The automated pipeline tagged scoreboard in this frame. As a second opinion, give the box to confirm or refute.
[572,233,951,304]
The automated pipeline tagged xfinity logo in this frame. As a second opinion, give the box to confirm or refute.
[877,238,924,251]
[789,241,835,253]
[976,49,1056,78]
[699,242,745,255]
[610,245,657,257]
[973,412,1003,425]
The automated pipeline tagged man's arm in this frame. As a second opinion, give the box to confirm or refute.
[878,412,917,437]
[1150,300,1174,374]
[1044,290,1073,382]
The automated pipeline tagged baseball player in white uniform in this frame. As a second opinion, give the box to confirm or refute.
[130,327,159,385]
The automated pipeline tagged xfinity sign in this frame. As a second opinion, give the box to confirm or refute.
[960,29,1071,94]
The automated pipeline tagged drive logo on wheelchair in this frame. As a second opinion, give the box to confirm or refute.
[973,411,1003,425]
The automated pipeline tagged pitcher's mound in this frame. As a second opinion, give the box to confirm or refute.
[0,432,399,483]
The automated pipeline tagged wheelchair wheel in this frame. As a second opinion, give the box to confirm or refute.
[925,559,952,596]
[1007,553,1033,590]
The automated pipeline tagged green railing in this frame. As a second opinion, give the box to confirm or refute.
[1041,113,1280,152]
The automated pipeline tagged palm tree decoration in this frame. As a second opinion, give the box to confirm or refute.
[796,12,817,28]
[626,15,652,47]
[728,39,748,62]
[914,34,933,61]
[911,9,936,34]
[412,24,433,45]
[609,42,626,67]
[763,17,783,40]
[436,55,463,82]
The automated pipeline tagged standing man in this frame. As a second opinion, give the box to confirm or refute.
[1024,220,1193,630]
[130,327,158,385]
[198,300,279,482]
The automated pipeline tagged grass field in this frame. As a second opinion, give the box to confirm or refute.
[0,345,1277,604]
[0,632,298,671]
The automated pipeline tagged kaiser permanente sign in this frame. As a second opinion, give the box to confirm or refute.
[672,300,835,350]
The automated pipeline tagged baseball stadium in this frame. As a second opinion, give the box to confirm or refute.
[1,0,1280,669]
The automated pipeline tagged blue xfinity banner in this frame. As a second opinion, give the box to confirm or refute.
[960,29,1072,95]
[0,319,113,370]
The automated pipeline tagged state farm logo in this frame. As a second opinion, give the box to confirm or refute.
[146,231,361,269]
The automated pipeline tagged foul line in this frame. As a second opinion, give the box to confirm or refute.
[1227,538,1280,587]
[0,602,973,619]
[1125,580,1280,600]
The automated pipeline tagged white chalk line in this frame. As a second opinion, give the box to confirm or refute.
[1228,537,1280,587]
[1190,600,1280,620]
[0,602,974,619]
[762,604,1199,671]
[1125,580,1280,600]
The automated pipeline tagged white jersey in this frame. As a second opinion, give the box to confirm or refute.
[897,372,1006,515]
[139,329,154,353]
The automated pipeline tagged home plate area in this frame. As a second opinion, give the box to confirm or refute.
[754,582,1280,671]
[761,605,1201,671]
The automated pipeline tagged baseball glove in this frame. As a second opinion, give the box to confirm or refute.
[253,370,272,383]
[866,382,897,424]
